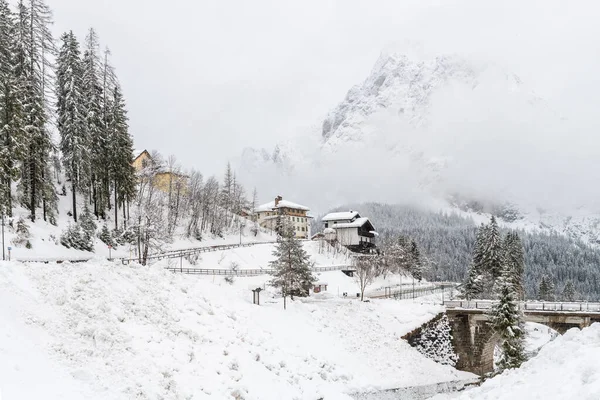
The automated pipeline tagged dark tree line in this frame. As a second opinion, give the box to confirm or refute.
[0,0,136,228]
[323,203,600,300]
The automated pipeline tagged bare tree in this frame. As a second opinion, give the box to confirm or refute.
[354,254,379,301]
[132,153,167,265]
[186,169,204,238]
[250,187,259,236]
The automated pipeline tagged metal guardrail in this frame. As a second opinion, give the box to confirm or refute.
[120,241,278,265]
[166,264,355,276]
[445,300,600,313]
[370,283,458,300]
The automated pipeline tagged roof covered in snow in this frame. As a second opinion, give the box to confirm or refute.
[330,217,374,230]
[256,199,309,212]
[133,149,150,161]
[322,211,360,222]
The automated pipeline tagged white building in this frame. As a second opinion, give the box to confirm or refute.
[255,196,311,239]
[321,211,377,252]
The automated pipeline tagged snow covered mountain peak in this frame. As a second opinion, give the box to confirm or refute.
[320,51,528,150]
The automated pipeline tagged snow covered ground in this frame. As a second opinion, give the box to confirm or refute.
[435,323,600,400]
[0,260,473,400]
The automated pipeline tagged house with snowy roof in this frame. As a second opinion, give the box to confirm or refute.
[132,149,188,193]
[255,196,311,239]
[321,211,377,252]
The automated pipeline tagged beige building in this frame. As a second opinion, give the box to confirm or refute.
[255,196,311,239]
[132,149,188,193]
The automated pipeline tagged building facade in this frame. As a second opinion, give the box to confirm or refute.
[322,211,377,252]
[255,196,311,239]
[132,149,188,193]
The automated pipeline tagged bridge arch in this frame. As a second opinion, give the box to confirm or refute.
[445,301,600,375]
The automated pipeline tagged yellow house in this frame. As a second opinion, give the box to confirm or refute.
[152,171,188,193]
[132,149,152,172]
[132,149,188,193]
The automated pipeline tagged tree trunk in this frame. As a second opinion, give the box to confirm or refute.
[114,182,118,230]
[30,154,36,222]
[72,182,77,222]
[92,177,98,217]
[7,178,12,217]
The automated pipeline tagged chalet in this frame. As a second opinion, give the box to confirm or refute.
[255,195,311,239]
[131,149,188,193]
[132,149,152,172]
[321,211,377,252]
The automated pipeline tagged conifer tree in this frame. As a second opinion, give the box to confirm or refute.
[490,283,526,372]
[269,226,316,310]
[562,280,575,302]
[56,31,88,222]
[538,275,554,301]
[502,232,525,300]
[108,84,136,229]
[0,0,26,217]
[482,216,503,280]
[15,0,56,222]
[410,240,423,281]
[463,223,488,299]
[464,262,483,300]
[82,28,106,218]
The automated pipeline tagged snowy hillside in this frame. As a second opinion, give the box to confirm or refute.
[0,260,474,399]
[1,183,276,263]
[434,323,600,400]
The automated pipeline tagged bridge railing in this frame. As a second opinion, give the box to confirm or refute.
[445,300,600,313]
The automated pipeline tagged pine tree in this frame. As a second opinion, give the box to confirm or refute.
[0,0,26,217]
[502,232,525,300]
[538,275,554,301]
[463,223,488,299]
[269,226,316,310]
[108,84,136,229]
[56,31,88,222]
[15,0,56,222]
[490,283,526,372]
[563,280,575,302]
[464,262,483,300]
[482,216,503,280]
[82,28,107,218]
[410,240,423,281]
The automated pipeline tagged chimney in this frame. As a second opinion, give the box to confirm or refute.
[275,195,282,207]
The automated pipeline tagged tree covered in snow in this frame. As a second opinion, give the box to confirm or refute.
[0,0,26,217]
[502,232,525,300]
[538,275,554,301]
[56,31,88,222]
[562,280,576,302]
[490,283,526,372]
[15,0,57,223]
[410,240,423,281]
[269,226,316,310]
[353,254,379,301]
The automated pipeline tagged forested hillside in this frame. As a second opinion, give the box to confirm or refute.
[320,203,600,300]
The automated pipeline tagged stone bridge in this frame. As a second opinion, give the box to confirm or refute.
[445,300,600,375]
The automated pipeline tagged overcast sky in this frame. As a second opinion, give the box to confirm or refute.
[49,0,600,179]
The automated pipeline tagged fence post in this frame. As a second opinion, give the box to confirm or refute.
[180,256,183,273]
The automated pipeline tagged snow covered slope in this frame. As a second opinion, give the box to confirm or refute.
[0,260,473,399]
[434,323,600,400]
